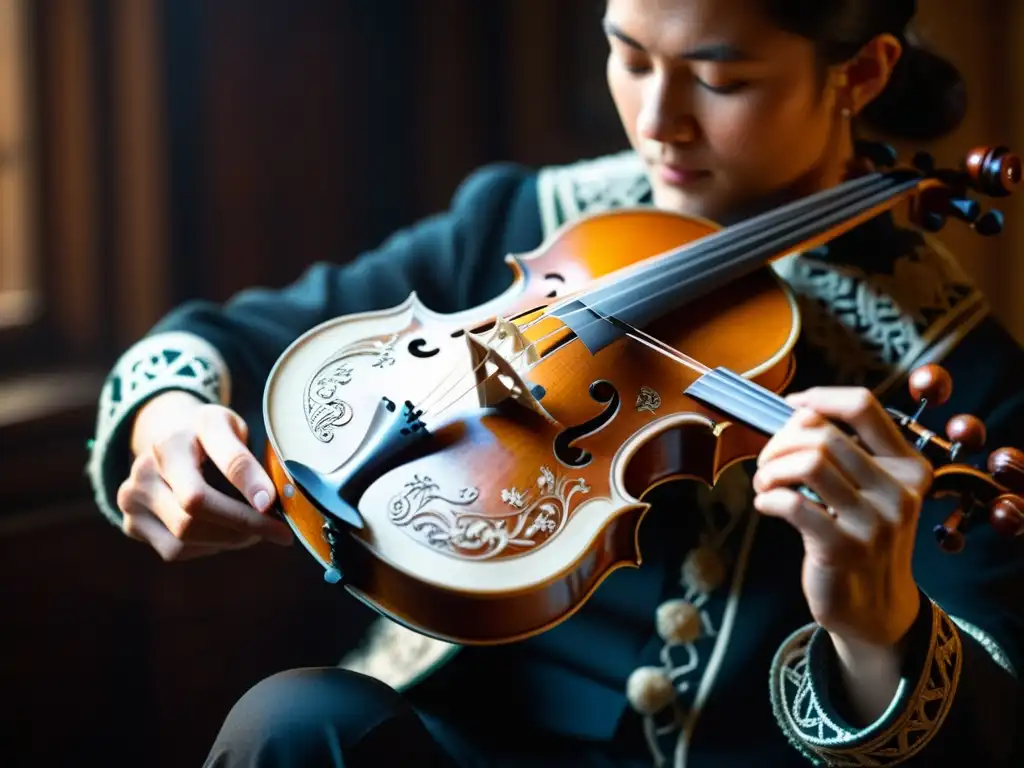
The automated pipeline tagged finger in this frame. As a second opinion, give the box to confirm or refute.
[146,479,265,548]
[753,488,846,550]
[752,448,880,538]
[122,505,227,562]
[153,432,293,546]
[758,410,900,495]
[786,387,910,457]
[197,407,278,513]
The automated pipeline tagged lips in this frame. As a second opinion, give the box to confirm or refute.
[657,163,711,187]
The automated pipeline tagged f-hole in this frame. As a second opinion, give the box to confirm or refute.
[545,272,565,298]
[553,380,621,468]
[408,338,440,359]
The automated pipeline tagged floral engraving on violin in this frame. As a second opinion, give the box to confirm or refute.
[387,466,591,561]
[304,360,355,443]
[636,386,661,414]
[372,334,399,368]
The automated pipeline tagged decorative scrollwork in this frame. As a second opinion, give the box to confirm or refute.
[305,360,355,443]
[303,335,401,443]
[373,335,399,368]
[387,466,591,561]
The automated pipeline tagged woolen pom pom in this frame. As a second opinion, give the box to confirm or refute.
[655,599,702,645]
[682,545,727,595]
[625,666,675,715]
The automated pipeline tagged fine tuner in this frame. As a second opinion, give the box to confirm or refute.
[886,363,1024,553]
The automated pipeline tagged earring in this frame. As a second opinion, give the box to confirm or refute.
[840,106,852,120]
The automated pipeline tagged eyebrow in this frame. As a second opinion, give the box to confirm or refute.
[601,19,751,62]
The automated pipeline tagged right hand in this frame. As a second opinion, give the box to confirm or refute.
[117,390,294,561]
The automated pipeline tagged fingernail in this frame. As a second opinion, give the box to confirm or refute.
[253,490,270,512]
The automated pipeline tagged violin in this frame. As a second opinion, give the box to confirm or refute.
[261,143,1024,645]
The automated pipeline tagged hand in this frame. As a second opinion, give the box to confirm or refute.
[751,386,934,723]
[117,391,293,562]
[751,386,931,648]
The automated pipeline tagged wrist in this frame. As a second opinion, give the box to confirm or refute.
[825,590,922,727]
[131,390,205,456]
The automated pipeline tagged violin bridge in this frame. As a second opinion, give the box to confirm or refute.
[465,320,559,426]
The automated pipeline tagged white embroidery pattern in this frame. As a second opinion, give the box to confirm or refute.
[770,244,987,394]
[86,331,230,526]
[769,602,962,767]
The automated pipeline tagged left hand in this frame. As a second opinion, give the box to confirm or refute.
[751,386,933,649]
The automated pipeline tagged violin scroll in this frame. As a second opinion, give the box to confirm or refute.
[964,146,1021,198]
[887,364,1024,553]
[893,142,1021,236]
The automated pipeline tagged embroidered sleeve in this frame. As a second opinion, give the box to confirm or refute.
[770,589,1018,767]
[85,331,230,527]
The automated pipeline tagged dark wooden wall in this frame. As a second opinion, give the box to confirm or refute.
[2,2,1019,767]
[1,3,624,767]
[163,0,623,308]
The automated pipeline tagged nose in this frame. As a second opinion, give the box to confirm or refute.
[636,72,698,146]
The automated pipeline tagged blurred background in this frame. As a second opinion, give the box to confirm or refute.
[1,1,1021,765]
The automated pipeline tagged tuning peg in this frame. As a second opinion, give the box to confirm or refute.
[972,209,1004,236]
[908,364,952,415]
[988,494,1024,538]
[988,447,1024,494]
[934,507,967,553]
[946,197,981,223]
[945,414,987,457]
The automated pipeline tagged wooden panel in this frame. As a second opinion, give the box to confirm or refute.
[109,0,171,347]
[0,0,38,311]
[40,0,102,356]
[201,0,353,300]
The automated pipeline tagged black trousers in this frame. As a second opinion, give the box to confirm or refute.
[202,667,651,768]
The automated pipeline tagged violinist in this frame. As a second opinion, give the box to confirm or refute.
[87,0,1024,766]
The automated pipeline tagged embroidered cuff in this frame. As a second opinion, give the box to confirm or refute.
[769,592,962,766]
[84,331,231,527]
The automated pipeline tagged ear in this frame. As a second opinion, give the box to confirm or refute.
[836,33,904,116]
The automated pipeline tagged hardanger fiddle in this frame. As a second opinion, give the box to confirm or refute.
[261,142,1024,645]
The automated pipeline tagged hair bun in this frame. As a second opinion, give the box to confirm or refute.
[859,41,967,141]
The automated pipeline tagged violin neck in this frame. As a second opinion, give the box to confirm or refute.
[553,169,922,355]
[684,367,793,437]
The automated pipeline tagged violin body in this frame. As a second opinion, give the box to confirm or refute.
[264,208,799,644]
[263,144,1024,646]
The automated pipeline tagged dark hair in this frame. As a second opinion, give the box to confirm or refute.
[762,0,967,141]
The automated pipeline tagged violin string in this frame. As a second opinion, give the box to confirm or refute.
[513,173,889,337]
[546,175,918,342]
[413,174,898,414]
[415,322,710,428]
[413,173,918,423]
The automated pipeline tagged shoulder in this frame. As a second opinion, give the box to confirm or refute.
[535,149,652,237]
[445,149,652,270]
[454,149,650,225]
